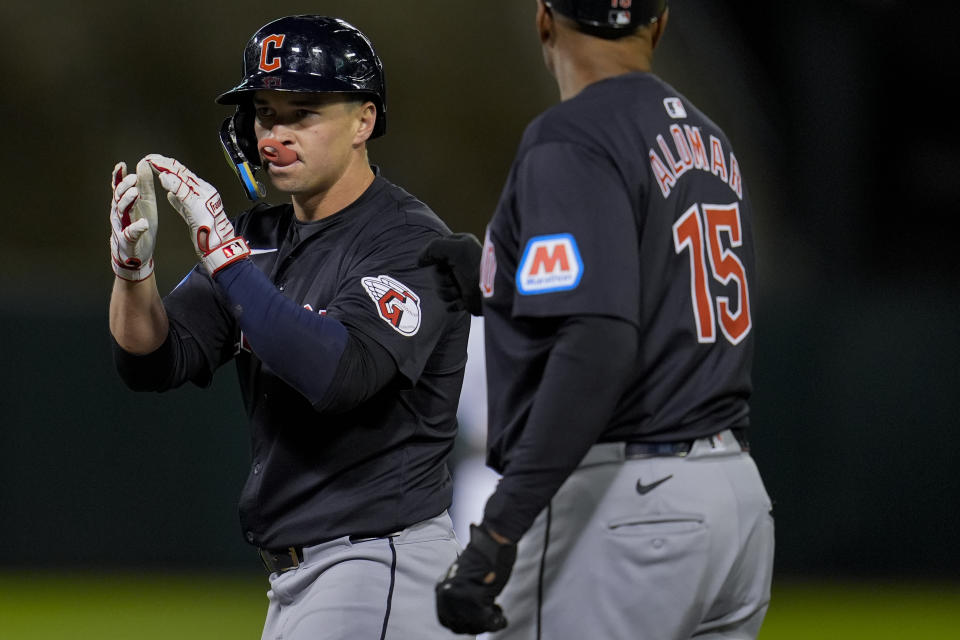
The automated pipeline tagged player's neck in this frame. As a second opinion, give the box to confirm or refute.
[291,158,376,222]
[553,46,653,101]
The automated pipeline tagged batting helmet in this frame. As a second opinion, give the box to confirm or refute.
[217,15,387,200]
[544,0,668,39]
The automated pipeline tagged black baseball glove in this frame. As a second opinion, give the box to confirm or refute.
[436,523,517,634]
[417,232,484,316]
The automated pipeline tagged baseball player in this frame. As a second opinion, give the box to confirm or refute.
[423,1,775,638]
[108,15,472,640]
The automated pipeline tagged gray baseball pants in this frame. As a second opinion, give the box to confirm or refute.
[261,511,471,640]
[491,429,774,640]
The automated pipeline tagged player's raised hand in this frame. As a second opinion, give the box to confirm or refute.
[110,159,159,282]
[435,523,516,634]
[145,153,250,275]
[417,232,483,316]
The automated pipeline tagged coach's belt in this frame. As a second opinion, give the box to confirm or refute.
[625,441,694,457]
[624,428,750,459]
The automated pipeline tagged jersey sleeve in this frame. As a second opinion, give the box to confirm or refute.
[325,225,457,385]
[511,142,640,325]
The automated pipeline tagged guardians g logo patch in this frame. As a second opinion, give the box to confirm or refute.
[361,275,422,336]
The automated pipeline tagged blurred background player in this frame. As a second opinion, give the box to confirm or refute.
[449,315,500,545]
[108,15,471,640]
[424,1,775,637]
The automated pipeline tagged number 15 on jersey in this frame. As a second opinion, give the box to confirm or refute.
[673,202,751,345]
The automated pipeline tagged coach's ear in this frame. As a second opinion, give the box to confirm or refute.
[536,0,555,46]
[651,7,669,49]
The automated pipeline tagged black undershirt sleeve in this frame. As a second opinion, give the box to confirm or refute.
[212,260,400,411]
[313,329,400,414]
[111,321,213,391]
[112,313,400,413]
[113,257,402,412]
[481,314,638,542]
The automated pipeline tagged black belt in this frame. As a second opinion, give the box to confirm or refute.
[259,532,401,574]
[624,428,749,459]
[259,546,303,574]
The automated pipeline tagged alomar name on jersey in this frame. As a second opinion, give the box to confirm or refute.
[648,124,743,201]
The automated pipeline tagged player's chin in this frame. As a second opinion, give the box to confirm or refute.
[266,168,303,191]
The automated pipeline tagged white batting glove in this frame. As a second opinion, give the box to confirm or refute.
[110,159,158,282]
[145,153,250,275]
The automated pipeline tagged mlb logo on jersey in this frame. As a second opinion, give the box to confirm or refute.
[517,234,583,295]
[664,97,687,119]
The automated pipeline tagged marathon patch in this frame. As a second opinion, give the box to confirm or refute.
[516,234,583,295]
[361,275,422,336]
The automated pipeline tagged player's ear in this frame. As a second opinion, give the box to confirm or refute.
[535,0,554,45]
[353,101,377,146]
[651,7,669,49]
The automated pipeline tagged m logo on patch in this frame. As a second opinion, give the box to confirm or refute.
[517,234,583,295]
[361,275,422,336]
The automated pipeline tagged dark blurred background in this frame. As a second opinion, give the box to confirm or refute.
[1,0,957,580]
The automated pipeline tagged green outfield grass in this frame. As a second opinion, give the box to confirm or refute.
[1,572,958,639]
[0,572,267,640]
[760,579,960,639]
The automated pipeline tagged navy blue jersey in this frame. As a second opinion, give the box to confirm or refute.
[154,175,469,548]
[481,72,755,472]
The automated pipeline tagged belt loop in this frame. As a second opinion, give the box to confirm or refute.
[258,548,272,573]
[578,442,627,468]
[732,427,750,452]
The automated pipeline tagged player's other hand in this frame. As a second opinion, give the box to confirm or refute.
[435,523,517,634]
[110,159,158,282]
[417,232,483,316]
[145,153,250,275]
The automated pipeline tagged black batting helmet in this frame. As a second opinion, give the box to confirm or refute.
[217,15,387,200]
[545,0,668,39]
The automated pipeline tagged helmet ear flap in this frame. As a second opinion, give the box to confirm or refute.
[219,105,265,201]
[233,105,260,165]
